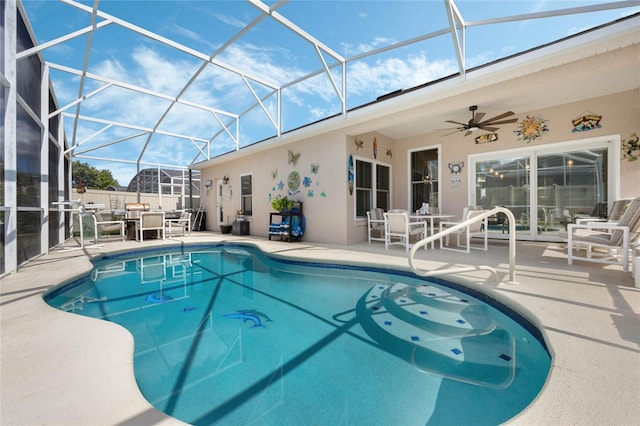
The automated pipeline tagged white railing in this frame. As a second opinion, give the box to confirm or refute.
[408,207,517,284]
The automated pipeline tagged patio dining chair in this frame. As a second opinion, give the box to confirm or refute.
[567,197,640,272]
[439,208,489,253]
[165,211,192,238]
[366,208,385,243]
[136,211,166,242]
[92,211,125,243]
[383,211,427,252]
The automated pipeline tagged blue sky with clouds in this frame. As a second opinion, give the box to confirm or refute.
[21,0,638,185]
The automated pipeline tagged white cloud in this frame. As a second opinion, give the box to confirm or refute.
[212,13,246,29]
[341,37,396,56]
[347,53,457,95]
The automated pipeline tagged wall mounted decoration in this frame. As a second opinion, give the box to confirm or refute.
[475,133,498,144]
[303,176,312,187]
[621,132,639,162]
[448,162,464,174]
[271,169,278,179]
[277,180,284,191]
[288,150,300,165]
[355,138,364,150]
[308,190,314,197]
[514,115,549,143]
[311,164,319,174]
[386,148,392,158]
[321,191,327,197]
[287,171,301,192]
[451,175,461,188]
[571,112,602,132]
[348,154,354,195]
[373,137,378,159]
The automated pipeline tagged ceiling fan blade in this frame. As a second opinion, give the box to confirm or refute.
[473,112,486,123]
[483,118,518,126]
[480,111,515,124]
[442,129,462,136]
[445,120,467,126]
[478,125,499,132]
[463,130,473,137]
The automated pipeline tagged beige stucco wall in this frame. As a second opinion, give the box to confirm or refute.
[396,89,640,221]
[199,88,639,245]
[72,189,188,211]
[201,130,349,244]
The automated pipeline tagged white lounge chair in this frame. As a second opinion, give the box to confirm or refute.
[567,197,640,272]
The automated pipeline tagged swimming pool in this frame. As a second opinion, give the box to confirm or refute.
[45,243,551,425]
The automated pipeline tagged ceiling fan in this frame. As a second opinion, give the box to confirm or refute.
[443,105,518,136]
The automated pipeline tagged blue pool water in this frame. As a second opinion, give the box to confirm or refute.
[45,244,551,425]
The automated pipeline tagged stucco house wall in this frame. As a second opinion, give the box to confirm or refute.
[395,88,639,221]
[199,87,638,245]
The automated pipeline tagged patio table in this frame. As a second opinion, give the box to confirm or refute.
[410,214,455,249]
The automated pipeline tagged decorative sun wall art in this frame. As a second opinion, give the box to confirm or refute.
[515,115,549,143]
[354,138,364,150]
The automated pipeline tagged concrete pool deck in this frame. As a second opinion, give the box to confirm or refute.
[1,232,638,425]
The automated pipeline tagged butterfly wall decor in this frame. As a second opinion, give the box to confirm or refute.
[310,164,319,174]
[288,150,300,165]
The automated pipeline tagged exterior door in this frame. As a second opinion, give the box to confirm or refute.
[470,137,616,241]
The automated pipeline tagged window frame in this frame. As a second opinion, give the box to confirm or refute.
[354,156,391,220]
[408,145,441,213]
[239,173,253,216]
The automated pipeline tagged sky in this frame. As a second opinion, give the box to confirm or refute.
[21,0,639,185]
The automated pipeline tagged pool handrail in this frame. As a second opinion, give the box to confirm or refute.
[408,207,517,284]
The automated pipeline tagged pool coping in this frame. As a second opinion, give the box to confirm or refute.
[1,234,639,425]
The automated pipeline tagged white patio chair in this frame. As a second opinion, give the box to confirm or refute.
[136,211,166,242]
[439,209,489,253]
[567,197,640,272]
[384,211,427,252]
[165,211,192,238]
[92,211,125,243]
[366,208,385,243]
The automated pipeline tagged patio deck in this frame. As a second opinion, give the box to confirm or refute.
[1,232,638,425]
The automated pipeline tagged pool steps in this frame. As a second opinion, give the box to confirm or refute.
[357,282,515,389]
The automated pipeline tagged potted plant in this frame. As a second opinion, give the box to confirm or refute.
[622,132,639,161]
[271,195,295,213]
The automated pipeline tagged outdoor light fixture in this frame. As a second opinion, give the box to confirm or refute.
[222,176,229,184]
[205,179,213,189]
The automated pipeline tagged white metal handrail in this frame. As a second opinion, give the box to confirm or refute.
[408,207,517,284]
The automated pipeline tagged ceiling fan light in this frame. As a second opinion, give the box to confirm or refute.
[468,126,479,131]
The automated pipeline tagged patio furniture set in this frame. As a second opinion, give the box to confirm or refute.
[368,197,640,280]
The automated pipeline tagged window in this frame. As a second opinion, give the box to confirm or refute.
[240,174,253,216]
[410,147,439,212]
[355,159,390,218]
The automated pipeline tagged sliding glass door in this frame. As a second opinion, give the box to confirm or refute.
[474,155,532,237]
[470,137,616,240]
[536,149,607,238]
